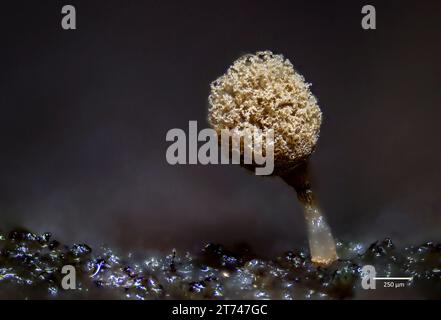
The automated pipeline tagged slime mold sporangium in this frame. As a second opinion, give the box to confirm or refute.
[208,51,337,265]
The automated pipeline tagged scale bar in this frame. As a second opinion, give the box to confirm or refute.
[374,277,413,281]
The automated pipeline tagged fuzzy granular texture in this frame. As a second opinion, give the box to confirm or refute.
[208,51,322,174]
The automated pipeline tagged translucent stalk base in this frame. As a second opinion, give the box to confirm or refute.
[302,198,338,265]
[282,161,338,266]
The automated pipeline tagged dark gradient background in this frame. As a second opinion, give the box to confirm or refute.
[0,1,440,255]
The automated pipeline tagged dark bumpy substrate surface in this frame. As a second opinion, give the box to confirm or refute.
[0,229,440,299]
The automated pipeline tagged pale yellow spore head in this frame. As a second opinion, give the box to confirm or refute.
[208,51,322,175]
